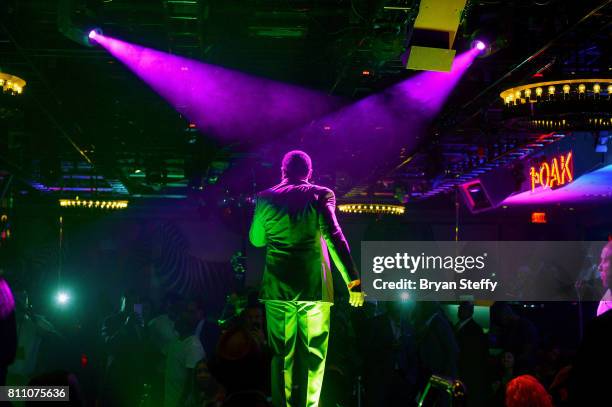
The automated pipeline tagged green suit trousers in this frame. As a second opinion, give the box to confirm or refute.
[265,300,332,407]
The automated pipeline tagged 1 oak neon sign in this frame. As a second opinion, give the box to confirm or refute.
[530,151,573,192]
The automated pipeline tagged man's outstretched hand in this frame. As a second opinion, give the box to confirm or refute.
[348,290,366,307]
[347,279,365,307]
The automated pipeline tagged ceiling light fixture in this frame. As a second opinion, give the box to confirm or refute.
[500,79,612,130]
[337,203,405,216]
[0,72,26,95]
[59,198,129,210]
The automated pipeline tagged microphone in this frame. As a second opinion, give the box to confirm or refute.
[418,375,466,407]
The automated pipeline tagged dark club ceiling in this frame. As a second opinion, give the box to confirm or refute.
[0,0,610,209]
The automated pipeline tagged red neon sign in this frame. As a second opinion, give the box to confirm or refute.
[530,151,573,192]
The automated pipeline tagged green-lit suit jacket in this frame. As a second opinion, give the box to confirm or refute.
[249,179,359,303]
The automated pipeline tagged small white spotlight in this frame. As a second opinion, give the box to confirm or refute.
[56,291,70,305]
[87,28,103,46]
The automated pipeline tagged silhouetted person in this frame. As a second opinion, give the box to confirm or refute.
[569,308,612,405]
[239,300,272,395]
[148,292,182,406]
[148,293,181,356]
[566,242,612,404]
[9,291,59,386]
[193,359,224,407]
[414,302,458,407]
[455,302,489,407]
[596,241,612,315]
[164,298,206,407]
[210,325,271,407]
[100,292,146,407]
[492,303,537,374]
[242,301,266,347]
[0,275,17,387]
[363,301,418,407]
[416,302,459,379]
[491,351,516,406]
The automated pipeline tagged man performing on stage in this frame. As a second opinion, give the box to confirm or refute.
[249,150,365,407]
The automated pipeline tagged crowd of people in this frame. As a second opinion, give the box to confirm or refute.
[0,276,272,407]
[96,290,273,407]
[1,273,612,407]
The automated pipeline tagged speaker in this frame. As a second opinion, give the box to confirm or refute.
[406,0,467,72]
[406,46,456,72]
[460,167,518,213]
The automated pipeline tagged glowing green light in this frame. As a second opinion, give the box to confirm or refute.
[56,291,70,305]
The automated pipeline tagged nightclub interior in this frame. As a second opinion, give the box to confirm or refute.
[1,1,611,406]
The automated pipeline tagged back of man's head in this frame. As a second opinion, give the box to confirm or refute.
[281,150,312,181]
[176,302,201,338]
[458,301,474,321]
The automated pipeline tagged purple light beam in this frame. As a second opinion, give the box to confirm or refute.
[392,48,481,115]
[0,279,15,319]
[95,32,478,190]
[221,48,481,188]
[94,34,342,141]
[287,48,481,177]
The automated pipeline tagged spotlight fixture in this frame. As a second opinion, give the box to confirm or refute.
[59,198,128,210]
[337,203,405,216]
[473,40,486,51]
[87,28,102,45]
[467,24,510,59]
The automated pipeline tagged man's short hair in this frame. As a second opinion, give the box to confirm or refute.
[459,301,474,317]
[282,150,312,180]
